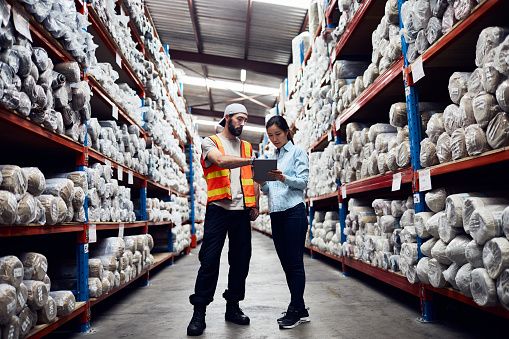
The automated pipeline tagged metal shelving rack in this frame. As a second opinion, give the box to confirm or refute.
[266,0,509,322]
[0,0,193,336]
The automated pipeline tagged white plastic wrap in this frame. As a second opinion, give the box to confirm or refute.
[16,193,37,225]
[16,282,28,314]
[417,257,431,284]
[443,262,461,290]
[426,113,445,143]
[468,69,484,96]
[483,237,509,279]
[486,111,509,149]
[0,284,16,325]
[439,214,464,244]
[43,178,74,205]
[496,79,509,111]
[494,36,509,76]
[431,239,452,265]
[422,238,438,257]
[436,133,452,164]
[37,295,56,324]
[20,253,47,281]
[49,291,76,316]
[469,205,506,245]
[389,103,407,128]
[425,212,442,239]
[0,256,23,288]
[466,239,484,268]
[88,277,102,298]
[445,235,470,265]
[0,191,17,225]
[481,64,503,94]
[442,5,457,34]
[464,124,490,156]
[88,259,104,280]
[473,92,499,129]
[497,269,509,310]
[448,73,470,104]
[503,206,509,238]
[470,268,498,306]
[463,197,509,234]
[476,27,509,67]
[92,237,125,258]
[456,263,474,297]
[426,16,442,45]
[36,195,58,225]
[420,138,439,167]
[2,314,20,339]
[446,193,481,229]
[425,188,447,213]
[21,168,45,196]
[428,258,448,288]
[443,104,463,135]
[0,165,27,198]
[401,243,418,265]
[450,128,468,160]
[396,141,411,168]
[24,280,48,310]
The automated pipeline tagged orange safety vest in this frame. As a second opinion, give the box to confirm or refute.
[202,134,256,208]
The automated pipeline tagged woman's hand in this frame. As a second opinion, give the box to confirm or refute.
[268,169,285,182]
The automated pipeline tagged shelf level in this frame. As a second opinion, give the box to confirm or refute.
[148,221,174,227]
[0,224,85,238]
[94,222,148,231]
[343,168,413,195]
[307,191,339,204]
[27,302,87,339]
[307,245,342,264]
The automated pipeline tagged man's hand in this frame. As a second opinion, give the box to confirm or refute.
[249,207,260,221]
[268,169,285,182]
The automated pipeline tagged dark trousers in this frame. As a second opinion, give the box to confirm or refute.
[189,204,252,306]
[270,202,308,310]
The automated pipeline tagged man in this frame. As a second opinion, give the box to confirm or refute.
[187,103,260,336]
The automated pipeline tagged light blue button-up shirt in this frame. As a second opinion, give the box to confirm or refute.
[261,141,309,213]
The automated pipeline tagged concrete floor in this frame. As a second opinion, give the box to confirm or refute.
[55,231,507,339]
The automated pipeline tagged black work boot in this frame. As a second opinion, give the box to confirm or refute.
[225,302,250,325]
[187,305,206,336]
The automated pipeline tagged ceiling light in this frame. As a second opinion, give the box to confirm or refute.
[252,0,309,9]
[240,69,246,83]
[182,75,279,96]
[195,119,266,133]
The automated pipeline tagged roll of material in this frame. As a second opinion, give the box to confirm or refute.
[16,193,37,225]
[431,239,452,265]
[24,280,49,310]
[456,263,473,297]
[450,128,467,161]
[21,167,46,196]
[401,243,418,265]
[497,269,509,310]
[496,79,509,111]
[0,190,18,225]
[101,277,111,295]
[417,257,431,284]
[426,16,442,45]
[16,282,28,314]
[446,193,483,229]
[396,141,411,168]
[420,138,439,167]
[18,306,33,338]
[88,259,104,280]
[494,36,509,76]
[415,212,434,239]
[426,113,445,143]
[406,263,420,285]
[439,212,464,243]
[0,284,16,325]
[448,73,470,104]
[476,27,509,68]
[0,165,28,198]
[446,235,471,265]
[436,133,452,164]
[0,256,24,288]
[49,291,76,317]
[463,197,509,234]
[428,258,448,288]
[468,69,484,96]
[20,253,48,281]
[443,262,461,290]
[425,211,443,239]
[389,103,407,128]
[2,314,20,339]
[421,238,438,258]
[503,206,509,238]
[469,205,506,245]
[481,64,503,94]
[486,111,509,149]
[473,92,500,129]
[37,295,57,324]
[470,268,498,307]
[466,239,484,268]
[43,178,74,205]
[425,188,447,213]
[483,237,509,279]
[88,277,102,298]
[400,209,415,228]
[465,124,490,156]
[37,195,58,225]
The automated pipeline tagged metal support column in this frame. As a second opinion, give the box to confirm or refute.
[189,143,197,248]
[399,0,433,322]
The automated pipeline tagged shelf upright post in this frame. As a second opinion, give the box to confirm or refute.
[334,135,347,244]
[189,143,197,248]
[399,0,433,322]
[140,180,147,222]
[308,201,315,258]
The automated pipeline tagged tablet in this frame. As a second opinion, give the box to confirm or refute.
[253,159,278,182]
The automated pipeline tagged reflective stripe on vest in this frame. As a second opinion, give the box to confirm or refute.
[202,135,256,208]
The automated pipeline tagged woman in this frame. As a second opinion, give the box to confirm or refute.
[258,115,310,329]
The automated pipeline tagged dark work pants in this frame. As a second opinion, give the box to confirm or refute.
[270,202,308,310]
[189,204,252,306]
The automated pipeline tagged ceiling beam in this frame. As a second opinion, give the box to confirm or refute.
[186,0,203,53]
[201,65,214,111]
[191,108,266,126]
[244,0,253,60]
[191,94,269,108]
[169,50,287,77]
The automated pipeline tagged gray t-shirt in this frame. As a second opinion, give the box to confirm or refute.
[202,134,244,210]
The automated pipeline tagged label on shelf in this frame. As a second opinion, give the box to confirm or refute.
[341,186,347,199]
[118,223,124,238]
[112,105,118,120]
[419,168,432,192]
[117,166,123,181]
[392,172,402,191]
[128,171,133,184]
[116,52,122,68]
[12,9,32,42]
[411,56,425,83]
[413,193,421,204]
[89,224,97,243]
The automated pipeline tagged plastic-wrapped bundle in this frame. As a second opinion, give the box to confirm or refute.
[443,104,463,134]
[421,238,438,257]
[401,243,418,265]
[463,197,509,234]
[21,168,45,196]
[452,263,474,298]
[416,29,430,55]
[391,200,406,218]
[445,235,470,265]
[389,103,407,128]
[425,188,447,213]
[441,5,457,34]
[368,123,396,143]
[20,252,47,281]
[55,197,68,223]
[56,172,87,191]
[494,36,509,76]
[0,165,27,198]
[15,193,37,225]
[476,27,509,68]
[93,237,125,258]
[496,79,509,111]
[448,73,470,104]
[389,255,399,272]
[88,277,102,298]
[443,262,461,290]
[465,124,490,156]
[0,191,18,225]
[396,141,411,168]
[425,212,442,239]
[53,62,80,83]
[471,268,498,306]
[43,178,74,204]
[415,212,434,238]
[473,92,499,129]
[435,133,452,164]
[428,258,448,288]
[504,206,509,238]
[446,193,481,229]
[0,256,23,288]
[420,137,439,168]
[497,269,509,310]
[439,215,464,244]
[0,284,16,325]
[426,16,442,45]
[43,274,50,292]
[431,239,452,265]
[481,64,502,94]
[459,93,477,128]
[16,282,28,314]
[24,280,48,310]
[466,239,484,268]
[483,237,509,279]
[468,69,484,96]
[486,111,509,149]
[453,0,476,21]
[88,259,104,279]
[49,291,76,316]
[37,295,56,324]
[2,314,20,339]
[375,133,397,153]
[18,307,33,338]
[417,257,431,284]
[469,205,506,245]
[363,63,379,88]
[72,187,85,210]
[400,209,415,228]
[36,195,58,225]
[450,128,467,160]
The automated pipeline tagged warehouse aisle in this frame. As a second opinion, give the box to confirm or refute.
[62,232,503,339]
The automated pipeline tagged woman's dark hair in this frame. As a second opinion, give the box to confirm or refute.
[266,115,293,143]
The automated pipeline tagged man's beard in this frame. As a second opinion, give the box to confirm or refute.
[228,119,243,136]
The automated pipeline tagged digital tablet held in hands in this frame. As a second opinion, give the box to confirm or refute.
[253,159,278,182]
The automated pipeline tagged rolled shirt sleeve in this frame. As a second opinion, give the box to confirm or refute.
[283,148,309,190]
